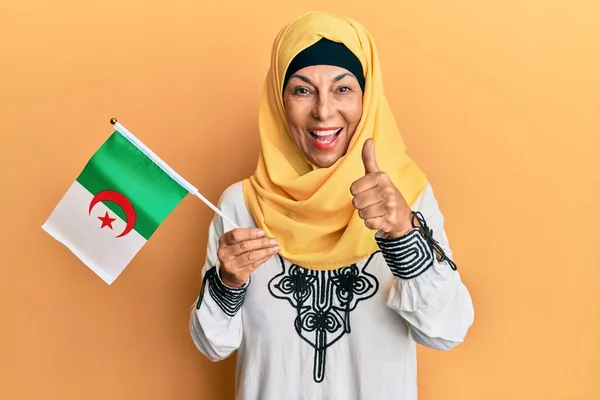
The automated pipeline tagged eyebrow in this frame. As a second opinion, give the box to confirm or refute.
[289,72,354,86]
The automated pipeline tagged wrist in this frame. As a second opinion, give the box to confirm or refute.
[390,210,423,238]
[219,268,248,289]
[385,220,418,239]
[381,226,411,239]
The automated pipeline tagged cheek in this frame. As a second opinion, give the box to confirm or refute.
[285,106,302,127]
[345,101,363,134]
[284,104,309,144]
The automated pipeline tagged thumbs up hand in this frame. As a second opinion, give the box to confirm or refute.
[350,138,414,238]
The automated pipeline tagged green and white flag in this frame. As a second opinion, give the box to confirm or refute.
[42,120,234,285]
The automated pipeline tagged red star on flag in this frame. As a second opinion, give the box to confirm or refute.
[98,211,116,229]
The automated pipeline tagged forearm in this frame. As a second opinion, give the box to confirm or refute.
[376,185,474,349]
[190,266,248,361]
[384,261,474,350]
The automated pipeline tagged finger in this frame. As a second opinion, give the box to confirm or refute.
[352,187,383,210]
[247,254,276,272]
[350,173,381,196]
[364,216,385,231]
[362,138,380,174]
[358,202,386,220]
[240,246,282,274]
[229,245,281,269]
[229,237,279,257]
[220,228,265,246]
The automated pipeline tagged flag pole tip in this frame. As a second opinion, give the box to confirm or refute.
[110,118,117,125]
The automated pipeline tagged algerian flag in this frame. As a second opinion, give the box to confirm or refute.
[42,119,237,285]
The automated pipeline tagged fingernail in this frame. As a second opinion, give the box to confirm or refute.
[273,245,281,252]
[256,230,265,237]
[269,238,278,245]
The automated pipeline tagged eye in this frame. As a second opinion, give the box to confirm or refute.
[294,87,311,95]
[337,86,352,93]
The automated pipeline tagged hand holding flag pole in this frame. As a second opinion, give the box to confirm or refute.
[109,118,240,230]
[109,119,279,289]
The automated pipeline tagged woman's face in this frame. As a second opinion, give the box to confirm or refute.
[283,65,363,168]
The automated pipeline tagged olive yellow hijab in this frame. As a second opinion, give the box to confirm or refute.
[242,11,428,271]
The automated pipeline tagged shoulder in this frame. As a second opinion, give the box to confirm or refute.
[410,182,443,219]
[216,181,256,230]
[217,181,245,209]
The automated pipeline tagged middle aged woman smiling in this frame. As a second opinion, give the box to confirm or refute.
[190,11,474,400]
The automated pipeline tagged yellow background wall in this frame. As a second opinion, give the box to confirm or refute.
[1,0,598,399]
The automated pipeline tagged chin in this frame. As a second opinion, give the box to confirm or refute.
[310,153,343,168]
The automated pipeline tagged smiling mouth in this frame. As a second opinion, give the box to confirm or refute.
[308,128,343,147]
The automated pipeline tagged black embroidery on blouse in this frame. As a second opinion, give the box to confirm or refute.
[376,228,435,279]
[375,211,458,279]
[411,211,457,271]
[196,266,247,317]
[268,254,379,383]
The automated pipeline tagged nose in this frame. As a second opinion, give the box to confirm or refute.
[312,93,335,121]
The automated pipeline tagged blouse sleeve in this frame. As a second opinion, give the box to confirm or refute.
[375,184,475,351]
[189,196,248,362]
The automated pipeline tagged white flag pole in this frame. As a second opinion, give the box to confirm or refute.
[109,118,240,229]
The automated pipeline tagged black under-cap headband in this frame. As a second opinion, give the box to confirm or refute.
[283,37,365,93]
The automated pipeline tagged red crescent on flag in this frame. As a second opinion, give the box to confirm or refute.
[89,190,137,238]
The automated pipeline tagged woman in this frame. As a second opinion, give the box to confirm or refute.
[189,11,474,400]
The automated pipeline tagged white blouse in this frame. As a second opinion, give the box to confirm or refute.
[189,182,474,400]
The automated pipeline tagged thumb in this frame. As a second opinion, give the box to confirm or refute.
[362,138,380,174]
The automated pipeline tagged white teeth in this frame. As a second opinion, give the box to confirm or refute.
[317,135,335,143]
[311,129,339,136]
[309,128,341,145]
